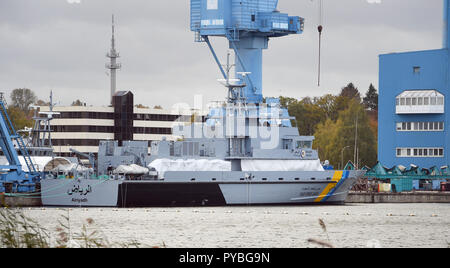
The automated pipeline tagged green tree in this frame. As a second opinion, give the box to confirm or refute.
[314,118,342,166]
[338,100,377,168]
[363,83,379,111]
[286,98,326,136]
[314,94,338,120]
[6,106,34,131]
[314,99,377,168]
[331,83,363,121]
[279,96,298,108]
[299,100,327,136]
[10,88,37,113]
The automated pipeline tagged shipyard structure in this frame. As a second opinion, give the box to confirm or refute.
[378,0,450,168]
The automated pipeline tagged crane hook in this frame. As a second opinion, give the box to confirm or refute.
[318,24,323,87]
[317,0,324,87]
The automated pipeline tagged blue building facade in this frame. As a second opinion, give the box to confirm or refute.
[378,0,450,168]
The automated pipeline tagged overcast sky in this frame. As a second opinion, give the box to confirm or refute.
[0,0,444,109]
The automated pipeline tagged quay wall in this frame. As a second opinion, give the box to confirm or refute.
[346,191,450,204]
[0,193,42,207]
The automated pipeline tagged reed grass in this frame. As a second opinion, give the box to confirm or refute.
[0,208,145,248]
[307,218,335,248]
[0,208,49,248]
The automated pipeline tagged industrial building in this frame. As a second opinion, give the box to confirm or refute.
[378,0,450,168]
[39,93,195,157]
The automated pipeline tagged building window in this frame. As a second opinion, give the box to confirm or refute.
[413,66,421,74]
[396,90,444,114]
[418,97,423,105]
[396,121,444,132]
[397,147,444,158]
[431,97,437,105]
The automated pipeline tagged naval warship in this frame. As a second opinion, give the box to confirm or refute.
[41,86,365,207]
[41,97,364,207]
[40,0,365,207]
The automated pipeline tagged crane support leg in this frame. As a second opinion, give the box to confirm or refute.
[204,36,228,80]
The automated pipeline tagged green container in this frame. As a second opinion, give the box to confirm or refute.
[391,178,413,192]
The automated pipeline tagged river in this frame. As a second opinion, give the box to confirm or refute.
[16,203,450,248]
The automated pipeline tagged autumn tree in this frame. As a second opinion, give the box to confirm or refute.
[71,100,85,106]
[10,88,37,113]
[339,83,361,102]
[314,94,338,120]
[314,99,377,169]
[35,100,50,106]
[284,97,327,136]
[314,118,342,166]
[6,106,34,132]
[278,96,298,109]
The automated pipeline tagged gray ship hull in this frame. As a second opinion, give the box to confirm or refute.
[41,170,362,207]
[41,178,121,207]
[118,170,360,207]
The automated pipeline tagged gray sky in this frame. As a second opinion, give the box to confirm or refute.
[0,0,444,108]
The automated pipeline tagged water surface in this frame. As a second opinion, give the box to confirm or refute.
[19,203,450,248]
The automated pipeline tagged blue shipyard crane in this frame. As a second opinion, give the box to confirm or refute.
[190,0,304,104]
[0,99,40,193]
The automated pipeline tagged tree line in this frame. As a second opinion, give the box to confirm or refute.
[277,83,378,169]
